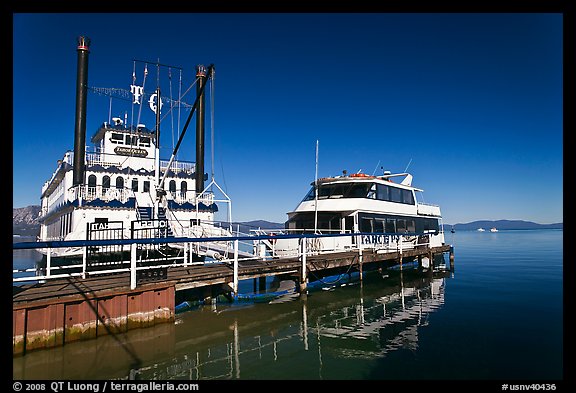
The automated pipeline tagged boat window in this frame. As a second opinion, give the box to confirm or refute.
[286,212,344,233]
[385,219,396,233]
[397,219,407,233]
[316,183,372,199]
[181,181,187,194]
[345,216,354,233]
[423,219,430,231]
[169,180,176,193]
[390,187,402,203]
[102,176,111,190]
[110,133,124,144]
[402,189,415,205]
[318,184,341,199]
[377,184,389,201]
[302,182,416,205]
[360,217,373,233]
[322,213,439,235]
[317,186,329,199]
[87,175,97,199]
[317,215,342,231]
[302,187,315,201]
[116,176,124,189]
[407,219,415,233]
[139,137,151,147]
[329,216,341,231]
[367,184,377,199]
[374,219,385,233]
[143,181,150,193]
[131,179,138,192]
[347,183,371,198]
[125,135,138,146]
[422,218,439,232]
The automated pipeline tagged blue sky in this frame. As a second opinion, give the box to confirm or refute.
[12,13,563,225]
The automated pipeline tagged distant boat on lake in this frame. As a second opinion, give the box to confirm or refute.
[477,228,485,232]
[490,227,498,232]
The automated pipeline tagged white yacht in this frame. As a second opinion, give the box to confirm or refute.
[477,228,486,232]
[37,37,232,268]
[490,227,498,232]
[273,171,445,256]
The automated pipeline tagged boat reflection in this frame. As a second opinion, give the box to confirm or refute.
[13,269,450,380]
[132,269,449,380]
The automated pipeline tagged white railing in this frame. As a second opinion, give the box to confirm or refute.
[270,232,431,259]
[85,152,195,174]
[85,152,127,168]
[196,192,214,205]
[69,185,135,203]
[14,232,448,293]
[417,203,442,217]
[160,159,195,174]
[39,186,135,219]
[165,191,214,205]
[169,191,193,204]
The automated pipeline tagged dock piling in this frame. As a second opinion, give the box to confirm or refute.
[399,236,403,267]
[358,245,363,281]
[130,243,137,290]
[233,240,239,296]
[449,245,455,271]
[300,238,307,293]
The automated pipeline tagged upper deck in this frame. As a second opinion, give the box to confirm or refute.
[291,172,442,218]
[41,121,196,197]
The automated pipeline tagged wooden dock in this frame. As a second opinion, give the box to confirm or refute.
[13,243,452,356]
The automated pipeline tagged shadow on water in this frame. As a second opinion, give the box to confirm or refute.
[13,266,451,380]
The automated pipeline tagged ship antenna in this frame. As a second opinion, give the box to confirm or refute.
[404,158,413,173]
[371,160,381,176]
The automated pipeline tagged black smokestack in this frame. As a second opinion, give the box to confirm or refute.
[73,36,90,186]
[195,65,207,194]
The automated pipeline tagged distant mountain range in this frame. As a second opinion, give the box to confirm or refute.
[445,220,562,231]
[13,205,41,237]
[12,205,561,237]
[229,220,285,234]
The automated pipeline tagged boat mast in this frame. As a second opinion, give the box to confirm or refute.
[195,65,207,195]
[154,85,161,219]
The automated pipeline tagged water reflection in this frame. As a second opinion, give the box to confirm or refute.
[13,269,449,380]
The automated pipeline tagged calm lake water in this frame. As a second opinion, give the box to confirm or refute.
[12,230,563,381]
